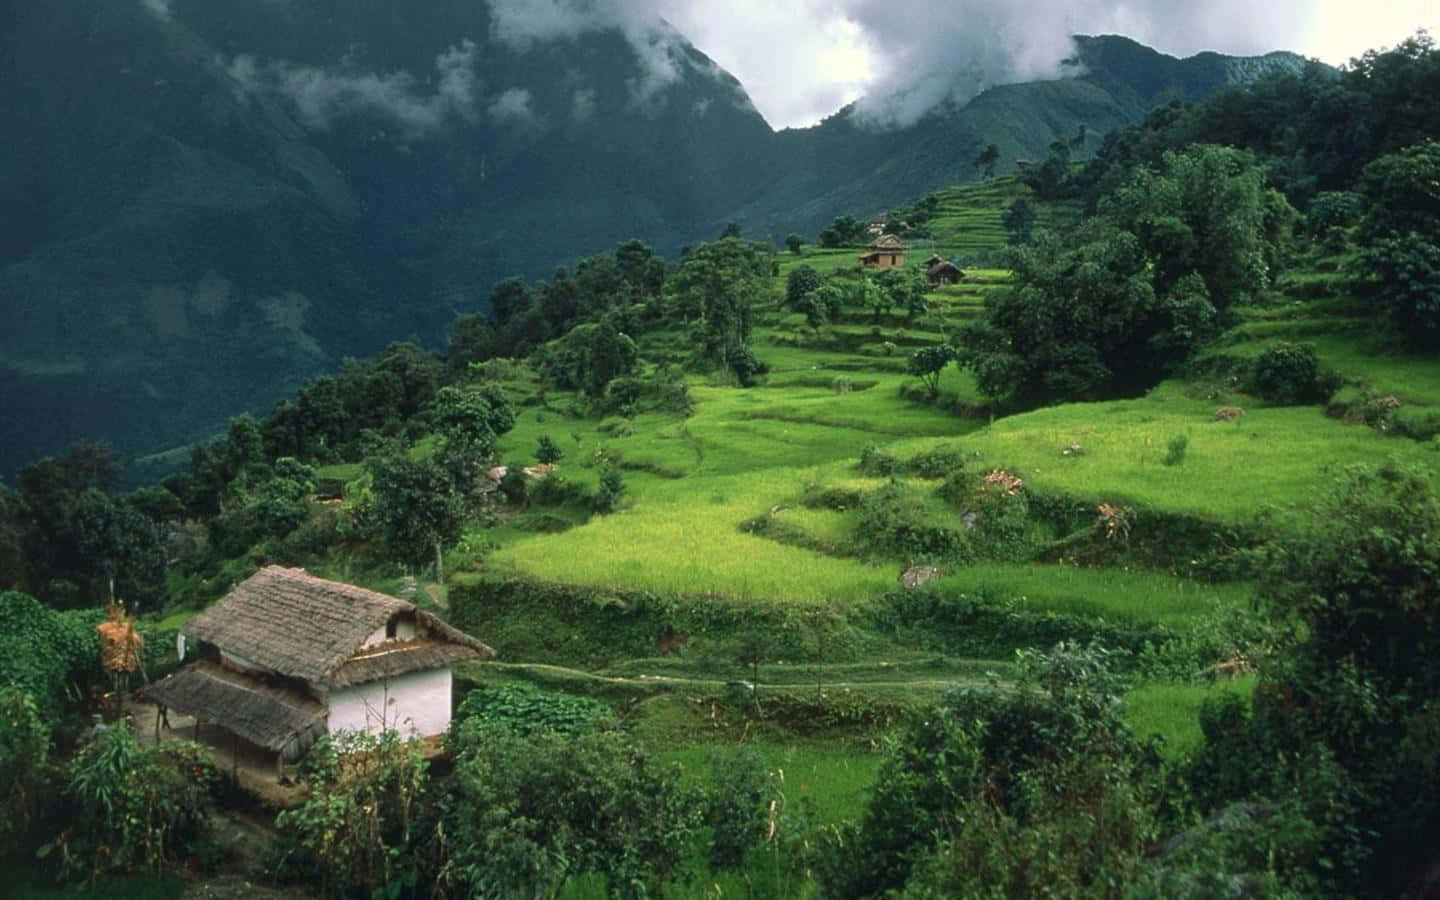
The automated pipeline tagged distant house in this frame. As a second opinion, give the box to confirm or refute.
[145,566,494,772]
[859,234,907,269]
[927,259,965,286]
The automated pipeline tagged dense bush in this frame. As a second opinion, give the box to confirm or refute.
[817,644,1166,898]
[1248,342,1326,404]
[442,727,702,898]
[854,482,969,564]
[50,728,218,884]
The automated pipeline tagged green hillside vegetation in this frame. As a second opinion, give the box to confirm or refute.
[3,33,1440,899]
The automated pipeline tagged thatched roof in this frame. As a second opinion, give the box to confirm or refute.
[144,661,327,752]
[330,639,483,689]
[928,261,964,278]
[868,234,907,251]
[183,566,494,686]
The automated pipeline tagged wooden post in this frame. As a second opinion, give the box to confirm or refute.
[276,750,284,782]
[154,705,162,742]
[194,719,201,741]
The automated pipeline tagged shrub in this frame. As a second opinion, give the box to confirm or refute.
[272,731,428,898]
[905,444,968,479]
[858,444,899,477]
[1249,342,1324,404]
[535,435,563,465]
[452,684,613,739]
[528,474,593,509]
[855,481,969,564]
[442,728,703,898]
[705,748,777,870]
[51,728,218,884]
[0,688,50,846]
[1163,434,1189,466]
[593,463,626,514]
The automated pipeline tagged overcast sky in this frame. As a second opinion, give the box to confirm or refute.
[634,0,1439,128]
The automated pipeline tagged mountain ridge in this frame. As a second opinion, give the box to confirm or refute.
[0,2,1310,475]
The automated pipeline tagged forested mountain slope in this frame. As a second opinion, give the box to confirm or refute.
[0,0,1305,475]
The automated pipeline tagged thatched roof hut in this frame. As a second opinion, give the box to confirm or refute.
[144,567,494,767]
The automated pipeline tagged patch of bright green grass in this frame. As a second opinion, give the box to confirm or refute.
[1126,677,1257,759]
[882,380,1437,521]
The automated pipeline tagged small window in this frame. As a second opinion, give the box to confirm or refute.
[385,619,397,640]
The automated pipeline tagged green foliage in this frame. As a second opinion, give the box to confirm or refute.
[907,344,957,397]
[819,643,1163,897]
[453,684,614,739]
[539,320,640,397]
[1163,434,1189,467]
[668,237,772,374]
[1355,144,1440,349]
[0,592,99,719]
[857,444,899,477]
[819,215,866,248]
[0,688,50,846]
[786,265,822,309]
[1002,196,1037,245]
[52,728,217,884]
[442,727,703,898]
[593,460,626,515]
[365,451,466,569]
[705,748,778,870]
[272,731,429,899]
[785,233,806,254]
[1249,342,1326,404]
[854,481,969,564]
[535,435,564,465]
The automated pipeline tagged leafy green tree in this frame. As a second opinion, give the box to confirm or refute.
[958,226,1160,407]
[785,265,822,309]
[907,344,956,397]
[535,435,563,465]
[1002,196,1037,245]
[367,452,466,580]
[819,214,866,248]
[785,233,806,254]
[446,313,497,371]
[1356,141,1440,349]
[0,591,100,717]
[667,238,770,377]
[67,489,165,606]
[613,239,666,300]
[1102,145,1278,308]
[488,277,534,327]
[0,688,50,846]
[540,321,639,397]
[1190,464,1440,896]
[819,644,1161,897]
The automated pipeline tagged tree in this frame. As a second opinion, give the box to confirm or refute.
[1189,463,1440,896]
[1002,197,1037,245]
[1356,141,1440,349]
[907,344,956,397]
[488,277,533,327]
[819,215,866,248]
[535,435,563,465]
[667,238,770,377]
[785,233,806,254]
[785,265,822,309]
[447,313,497,371]
[539,321,639,397]
[367,452,466,581]
[974,143,1000,179]
[1102,144,1278,309]
[957,226,1160,407]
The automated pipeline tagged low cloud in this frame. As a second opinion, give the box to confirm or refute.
[140,0,172,20]
[224,40,484,137]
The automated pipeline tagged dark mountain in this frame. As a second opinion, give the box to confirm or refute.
[0,2,1307,476]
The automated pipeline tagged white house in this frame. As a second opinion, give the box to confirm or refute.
[145,566,494,771]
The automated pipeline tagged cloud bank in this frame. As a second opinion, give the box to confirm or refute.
[478,0,1312,129]
[224,41,489,137]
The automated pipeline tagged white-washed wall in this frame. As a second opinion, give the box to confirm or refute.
[326,668,452,738]
[360,616,418,649]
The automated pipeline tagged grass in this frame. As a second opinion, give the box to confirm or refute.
[1125,677,1258,759]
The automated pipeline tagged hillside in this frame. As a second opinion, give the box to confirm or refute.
[0,0,1307,477]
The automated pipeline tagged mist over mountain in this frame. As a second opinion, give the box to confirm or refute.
[0,1,1307,476]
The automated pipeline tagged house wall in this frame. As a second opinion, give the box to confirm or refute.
[327,667,452,738]
[361,615,417,649]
